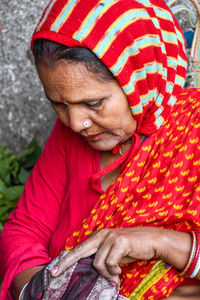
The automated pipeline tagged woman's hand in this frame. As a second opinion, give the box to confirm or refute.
[51,226,162,284]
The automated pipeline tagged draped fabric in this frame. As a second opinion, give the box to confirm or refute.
[31,0,200,299]
[23,252,128,300]
[31,0,187,136]
[63,89,200,299]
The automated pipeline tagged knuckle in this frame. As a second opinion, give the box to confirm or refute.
[99,228,109,236]
[91,231,98,237]
[56,260,65,271]
[93,258,102,270]
[91,229,109,240]
[101,228,109,233]
[57,250,77,268]
[117,235,127,244]
[107,231,115,238]
[61,256,70,267]
[106,258,115,268]
[73,245,83,253]
[58,255,66,265]
[101,228,112,236]
[106,230,118,241]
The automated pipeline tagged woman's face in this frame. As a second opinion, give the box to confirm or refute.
[37,60,137,151]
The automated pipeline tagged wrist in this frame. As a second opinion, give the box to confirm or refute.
[153,228,192,270]
[11,265,44,300]
[18,282,29,300]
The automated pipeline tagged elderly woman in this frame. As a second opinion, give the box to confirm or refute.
[1,0,200,299]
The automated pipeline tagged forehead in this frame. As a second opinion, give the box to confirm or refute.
[38,60,97,84]
[37,60,114,101]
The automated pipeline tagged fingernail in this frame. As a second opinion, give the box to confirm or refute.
[110,281,117,286]
[51,266,58,275]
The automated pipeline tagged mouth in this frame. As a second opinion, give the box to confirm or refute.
[83,132,106,142]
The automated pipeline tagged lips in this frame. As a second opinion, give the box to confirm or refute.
[84,132,106,141]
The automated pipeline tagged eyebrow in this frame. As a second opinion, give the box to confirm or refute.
[45,95,62,105]
[45,94,109,104]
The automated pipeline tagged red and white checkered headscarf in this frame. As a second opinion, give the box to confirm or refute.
[31,0,187,135]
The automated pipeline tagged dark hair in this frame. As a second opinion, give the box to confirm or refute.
[32,39,115,81]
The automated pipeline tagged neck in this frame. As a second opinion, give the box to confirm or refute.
[118,138,132,156]
[118,134,146,156]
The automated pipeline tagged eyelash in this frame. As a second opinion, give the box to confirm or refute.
[51,99,104,109]
[51,101,63,106]
[85,99,103,109]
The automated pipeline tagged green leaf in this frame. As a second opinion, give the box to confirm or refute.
[0,157,14,185]
[0,156,20,185]
[2,185,24,201]
[0,206,11,218]
[17,147,35,160]
[0,211,12,222]
[0,143,12,160]
[18,168,30,184]
[0,140,40,227]
[0,179,7,193]
[10,159,20,180]
[0,198,13,205]
[18,139,41,169]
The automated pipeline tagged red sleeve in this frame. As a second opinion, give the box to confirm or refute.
[0,119,68,300]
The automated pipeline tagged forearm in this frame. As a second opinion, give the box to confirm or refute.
[11,266,44,300]
[156,229,200,280]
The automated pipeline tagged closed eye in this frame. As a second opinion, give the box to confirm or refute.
[46,95,104,109]
[51,101,61,106]
[49,99,67,107]
[85,98,104,109]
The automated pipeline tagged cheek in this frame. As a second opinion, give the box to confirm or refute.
[52,104,69,127]
[93,101,122,127]
[104,99,132,126]
[123,108,137,134]
[111,101,137,135]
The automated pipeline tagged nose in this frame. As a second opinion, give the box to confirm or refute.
[68,105,92,132]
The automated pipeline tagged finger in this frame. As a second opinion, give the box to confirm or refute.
[119,256,136,265]
[105,243,130,276]
[51,244,96,277]
[51,230,108,277]
[93,239,121,284]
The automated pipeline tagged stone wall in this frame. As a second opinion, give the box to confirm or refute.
[0,0,55,153]
[0,0,199,153]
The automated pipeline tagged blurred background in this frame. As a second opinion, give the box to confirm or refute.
[0,0,55,153]
[0,0,199,153]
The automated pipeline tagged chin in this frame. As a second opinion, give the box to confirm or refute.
[88,140,118,152]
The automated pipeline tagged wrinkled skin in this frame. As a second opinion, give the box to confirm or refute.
[37,60,137,152]
[51,227,193,285]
